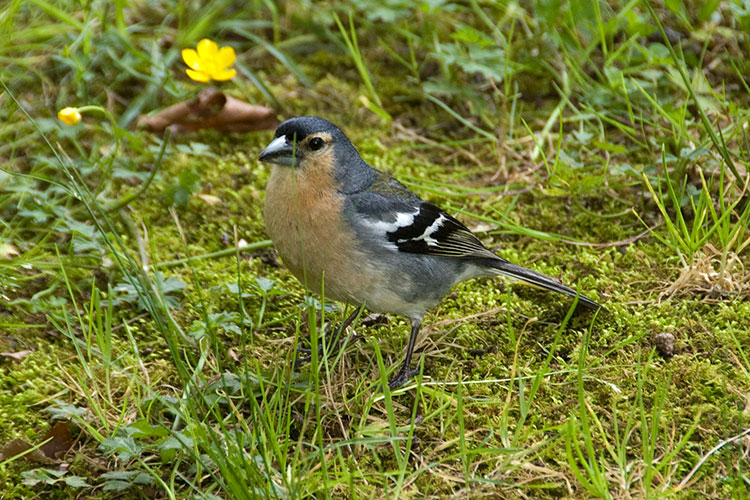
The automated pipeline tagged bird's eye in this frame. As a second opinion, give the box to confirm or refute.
[309,137,325,151]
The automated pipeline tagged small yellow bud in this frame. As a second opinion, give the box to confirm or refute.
[58,107,82,125]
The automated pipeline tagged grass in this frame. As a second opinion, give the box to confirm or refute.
[1,0,749,498]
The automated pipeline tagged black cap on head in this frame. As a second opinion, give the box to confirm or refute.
[274,116,344,143]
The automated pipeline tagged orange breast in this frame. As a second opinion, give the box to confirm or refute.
[264,161,375,304]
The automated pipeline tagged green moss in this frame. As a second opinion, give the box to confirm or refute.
[2,2,750,498]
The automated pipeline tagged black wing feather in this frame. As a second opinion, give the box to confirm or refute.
[387,202,493,258]
[347,174,494,259]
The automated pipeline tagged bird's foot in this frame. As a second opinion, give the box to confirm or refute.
[293,351,315,369]
[293,339,337,367]
[387,366,420,390]
[293,342,339,367]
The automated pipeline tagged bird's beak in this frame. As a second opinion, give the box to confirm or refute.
[259,135,296,166]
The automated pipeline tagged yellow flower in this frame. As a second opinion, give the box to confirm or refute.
[182,39,237,82]
[58,107,81,125]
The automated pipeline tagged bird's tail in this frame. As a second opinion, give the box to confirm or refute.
[486,259,603,311]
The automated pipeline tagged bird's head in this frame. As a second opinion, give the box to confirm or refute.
[259,116,347,168]
[259,116,376,193]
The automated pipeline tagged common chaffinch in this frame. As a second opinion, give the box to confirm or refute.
[259,116,602,389]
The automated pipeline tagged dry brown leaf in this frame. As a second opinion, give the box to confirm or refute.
[0,350,33,362]
[138,87,278,134]
[228,348,241,363]
[197,193,222,205]
[0,242,19,259]
[0,439,55,464]
[39,422,73,460]
[0,422,73,464]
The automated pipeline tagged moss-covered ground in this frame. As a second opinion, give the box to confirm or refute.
[1,1,749,498]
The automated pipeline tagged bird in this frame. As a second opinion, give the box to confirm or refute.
[258,116,602,389]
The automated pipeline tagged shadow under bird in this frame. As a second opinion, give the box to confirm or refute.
[259,116,602,389]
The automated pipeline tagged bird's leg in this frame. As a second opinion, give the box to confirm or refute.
[387,318,422,389]
[294,305,364,367]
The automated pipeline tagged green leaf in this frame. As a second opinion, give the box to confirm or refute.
[47,401,88,420]
[698,0,720,22]
[153,271,186,295]
[664,0,690,27]
[164,168,201,206]
[124,419,170,438]
[451,25,495,48]
[100,470,138,481]
[102,480,133,492]
[159,431,194,451]
[21,468,66,486]
[254,277,275,293]
[64,475,91,488]
[99,436,141,461]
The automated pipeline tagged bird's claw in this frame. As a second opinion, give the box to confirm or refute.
[387,367,420,390]
[293,352,313,368]
[293,344,329,368]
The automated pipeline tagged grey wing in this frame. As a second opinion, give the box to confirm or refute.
[344,177,496,260]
